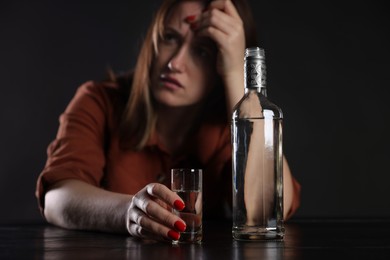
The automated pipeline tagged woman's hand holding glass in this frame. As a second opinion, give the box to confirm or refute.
[126,183,187,241]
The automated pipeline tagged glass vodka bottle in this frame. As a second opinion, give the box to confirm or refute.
[231,47,284,240]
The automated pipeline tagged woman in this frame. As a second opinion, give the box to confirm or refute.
[36,0,301,241]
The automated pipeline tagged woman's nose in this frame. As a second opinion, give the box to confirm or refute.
[167,60,181,72]
[167,45,188,73]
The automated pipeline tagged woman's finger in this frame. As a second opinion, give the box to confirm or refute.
[127,222,171,241]
[208,0,240,19]
[193,0,244,49]
[127,207,182,240]
[145,183,185,211]
[131,194,186,232]
[127,222,148,238]
[198,8,238,37]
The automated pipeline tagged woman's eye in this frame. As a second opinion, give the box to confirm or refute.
[195,47,210,58]
[163,33,178,44]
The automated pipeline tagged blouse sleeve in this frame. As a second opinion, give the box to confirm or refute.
[35,81,113,214]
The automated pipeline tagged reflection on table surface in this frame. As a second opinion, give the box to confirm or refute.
[1,219,390,259]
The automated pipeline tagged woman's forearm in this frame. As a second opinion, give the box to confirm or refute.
[223,70,245,117]
[44,179,132,233]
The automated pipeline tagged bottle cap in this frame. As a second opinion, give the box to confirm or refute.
[245,47,265,59]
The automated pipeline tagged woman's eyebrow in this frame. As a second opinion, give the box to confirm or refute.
[164,26,183,37]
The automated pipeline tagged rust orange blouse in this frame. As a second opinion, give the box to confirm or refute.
[36,80,301,219]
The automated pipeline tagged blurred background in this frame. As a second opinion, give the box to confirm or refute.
[1,0,389,224]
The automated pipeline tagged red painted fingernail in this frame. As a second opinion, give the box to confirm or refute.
[174,221,186,232]
[185,15,196,22]
[168,230,180,240]
[174,200,185,211]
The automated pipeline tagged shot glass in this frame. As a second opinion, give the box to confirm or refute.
[171,168,203,244]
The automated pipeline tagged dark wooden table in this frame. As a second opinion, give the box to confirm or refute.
[1,219,390,259]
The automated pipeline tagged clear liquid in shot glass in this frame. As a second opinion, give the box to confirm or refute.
[172,190,202,244]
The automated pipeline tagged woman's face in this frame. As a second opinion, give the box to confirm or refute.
[151,1,217,108]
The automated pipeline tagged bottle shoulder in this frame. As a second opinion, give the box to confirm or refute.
[232,91,283,120]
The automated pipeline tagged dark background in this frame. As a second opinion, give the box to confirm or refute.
[1,0,389,224]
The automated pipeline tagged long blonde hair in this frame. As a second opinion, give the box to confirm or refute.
[119,0,258,150]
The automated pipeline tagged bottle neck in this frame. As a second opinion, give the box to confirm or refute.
[245,87,267,96]
[244,57,267,96]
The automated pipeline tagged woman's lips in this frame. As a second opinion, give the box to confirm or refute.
[160,74,183,90]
